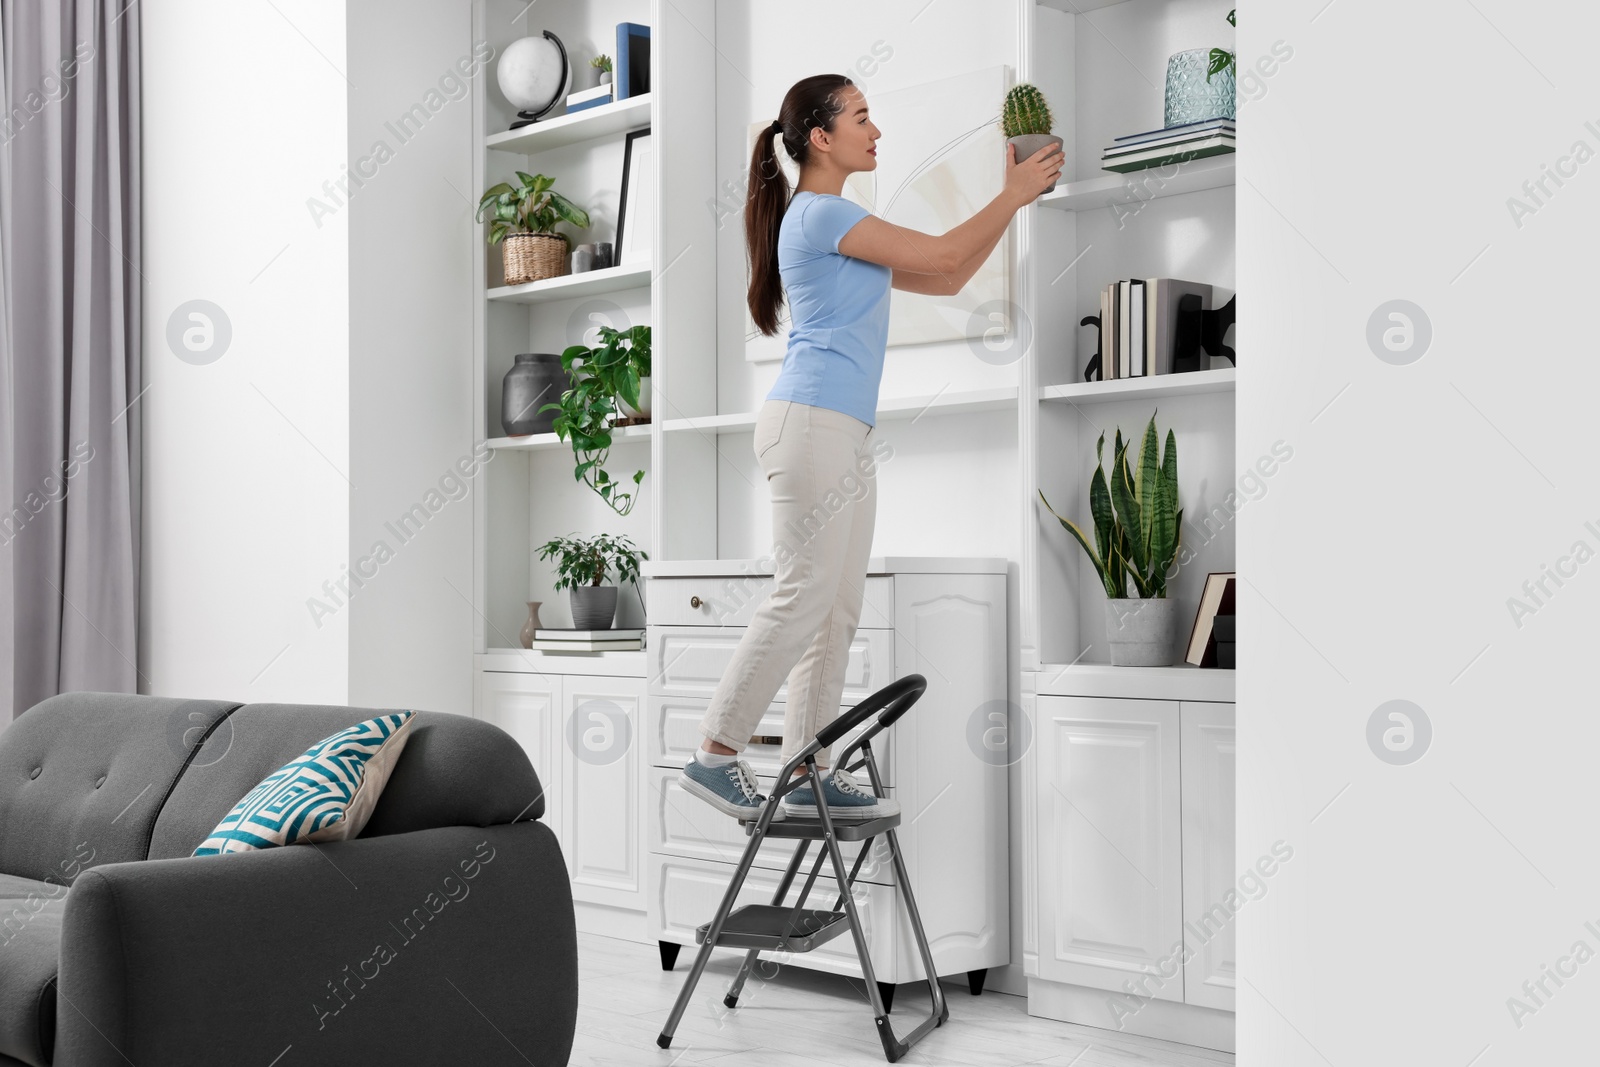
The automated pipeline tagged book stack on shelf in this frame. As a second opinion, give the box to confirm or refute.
[1185,572,1236,669]
[564,83,615,115]
[1097,277,1213,379]
[530,627,644,651]
[1101,117,1235,174]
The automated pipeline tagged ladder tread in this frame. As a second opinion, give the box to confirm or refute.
[695,905,851,952]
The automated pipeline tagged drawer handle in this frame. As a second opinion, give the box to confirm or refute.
[748,734,783,746]
[689,595,703,609]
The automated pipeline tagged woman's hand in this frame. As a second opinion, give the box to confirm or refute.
[1003,140,1064,208]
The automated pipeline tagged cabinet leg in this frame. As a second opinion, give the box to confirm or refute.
[659,940,682,972]
[876,980,896,1014]
[967,968,987,996]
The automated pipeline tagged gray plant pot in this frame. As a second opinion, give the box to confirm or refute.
[1105,597,1179,666]
[1006,133,1065,192]
[569,585,618,630]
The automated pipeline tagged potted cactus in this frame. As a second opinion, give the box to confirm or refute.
[1001,83,1064,192]
[1039,415,1184,665]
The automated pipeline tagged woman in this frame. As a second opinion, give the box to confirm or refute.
[678,74,1063,822]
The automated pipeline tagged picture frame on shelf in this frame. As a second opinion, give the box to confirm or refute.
[616,127,653,266]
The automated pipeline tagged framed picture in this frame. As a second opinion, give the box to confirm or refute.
[616,128,654,266]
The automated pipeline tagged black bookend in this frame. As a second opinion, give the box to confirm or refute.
[1172,294,1205,373]
[1081,314,1103,382]
[1201,294,1237,367]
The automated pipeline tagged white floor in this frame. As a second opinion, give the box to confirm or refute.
[572,932,1235,1067]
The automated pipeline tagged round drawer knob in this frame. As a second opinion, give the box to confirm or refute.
[689,595,703,609]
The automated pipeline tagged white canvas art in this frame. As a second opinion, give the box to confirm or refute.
[744,64,1011,362]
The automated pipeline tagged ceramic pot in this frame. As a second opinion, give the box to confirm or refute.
[599,71,612,85]
[519,601,543,649]
[618,376,652,419]
[1006,133,1065,192]
[570,585,618,630]
[502,353,565,436]
[1105,597,1179,666]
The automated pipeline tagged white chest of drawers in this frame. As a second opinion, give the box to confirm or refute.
[644,556,1012,995]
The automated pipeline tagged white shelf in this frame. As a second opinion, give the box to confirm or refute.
[485,93,651,155]
[1034,663,1235,703]
[487,422,652,452]
[477,649,646,678]
[644,556,1010,577]
[661,386,1019,434]
[488,260,651,305]
[1040,367,1235,406]
[1036,0,1131,11]
[1037,156,1235,214]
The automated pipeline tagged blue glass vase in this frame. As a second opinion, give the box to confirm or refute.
[1163,48,1235,127]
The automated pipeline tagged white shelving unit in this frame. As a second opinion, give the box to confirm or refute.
[487,260,653,304]
[486,92,652,155]
[660,385,1019,433]
[1037,155,1235,213]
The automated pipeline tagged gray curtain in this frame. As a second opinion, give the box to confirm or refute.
[0,0,140,719]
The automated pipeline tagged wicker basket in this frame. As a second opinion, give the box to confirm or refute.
[503,232,568,285]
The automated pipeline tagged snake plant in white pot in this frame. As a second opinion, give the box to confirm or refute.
[1039,415,1184,666]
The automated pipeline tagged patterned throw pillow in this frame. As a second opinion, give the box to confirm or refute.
[193,712,417,856]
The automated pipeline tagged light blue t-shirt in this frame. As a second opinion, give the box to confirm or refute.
[767,191,891,428]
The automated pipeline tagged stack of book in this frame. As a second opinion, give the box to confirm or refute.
[530,627,643,651]
[1097,278,1213,379]
[564,82,617,116]
[1101,118,1235,174]
[1185,572,1236,669]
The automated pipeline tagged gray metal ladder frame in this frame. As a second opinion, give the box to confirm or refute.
[656,674,947,1063]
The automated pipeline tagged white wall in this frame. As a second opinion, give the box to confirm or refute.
[142,0,352,704]
[142,0,476,711]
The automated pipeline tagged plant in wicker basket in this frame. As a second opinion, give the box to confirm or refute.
[476,171,591,285]
[999,83,1064,193]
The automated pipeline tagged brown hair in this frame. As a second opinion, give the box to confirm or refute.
[745,74,856,337]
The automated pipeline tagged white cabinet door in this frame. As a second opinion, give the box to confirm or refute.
[558,674,647,914]
[1036,695,1183,1001]
[475,670,563,854]
[1180,701,1236,1011]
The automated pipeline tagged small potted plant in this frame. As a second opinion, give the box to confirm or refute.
[540,324,651,516]
[1000,83,1063,192]
[1039,415,1183,665]
[476,171,591,285]
[536,532,647,630]
[591,53,613,85]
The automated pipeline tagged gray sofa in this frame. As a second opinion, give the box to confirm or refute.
[0,693,577,1067]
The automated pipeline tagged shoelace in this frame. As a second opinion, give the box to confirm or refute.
[827,769,874,800]
[730,759,764,803]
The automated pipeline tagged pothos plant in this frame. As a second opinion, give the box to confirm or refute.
[475,171,591,245]
[536,532,647,592]
[1208,9,1237,83]
[539,324,652,516]
[1038,415,1183,599]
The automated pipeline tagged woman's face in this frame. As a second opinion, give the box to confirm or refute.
[820,86,880,174]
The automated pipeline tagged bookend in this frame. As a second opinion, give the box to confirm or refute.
[1080,314,1103,382]
[1172,294,1236,373]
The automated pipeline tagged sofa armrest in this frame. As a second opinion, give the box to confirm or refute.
[55,822,576,1067]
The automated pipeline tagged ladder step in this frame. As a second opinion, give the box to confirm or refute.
[751,812,900,840]
[696,905,851,953]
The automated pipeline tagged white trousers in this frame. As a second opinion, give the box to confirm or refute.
[698,399,878,767]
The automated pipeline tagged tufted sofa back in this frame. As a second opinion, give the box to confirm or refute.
[0,693,547,879]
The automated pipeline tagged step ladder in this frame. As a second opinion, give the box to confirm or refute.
[656,674,947,1063]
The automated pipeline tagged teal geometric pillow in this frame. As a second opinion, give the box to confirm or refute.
[193,711,417,856]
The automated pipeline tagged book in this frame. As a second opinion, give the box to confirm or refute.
[1103,126,1236,157]
[564,83,616,114]
[1184,572,1236,667]
[1143,279,1214,375]
[1112,117,1236,147]
[1102,135,1236,174]
[528,638,642,651]
[1099,285,1112,380]
[536,627,644,640]
[1118,281,1131,381]
[1129,279,1147,377]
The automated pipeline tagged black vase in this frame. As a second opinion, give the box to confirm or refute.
[502,353,566,436]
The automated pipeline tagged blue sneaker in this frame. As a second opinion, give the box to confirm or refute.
[780,768,899,821]
[680,757,786,822]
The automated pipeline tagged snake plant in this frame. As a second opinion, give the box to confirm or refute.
[1039,415,1183,598]
[1001,83,1054,138]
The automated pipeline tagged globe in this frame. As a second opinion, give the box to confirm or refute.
[497,31,569,126]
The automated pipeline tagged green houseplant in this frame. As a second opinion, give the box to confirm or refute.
[539,324,652,517]
[1038,415,1184,665]
[1208,9,1237,83]
[536,532,648,630]
[1000,83,1063,193]
[476,170,591,285]
[591,53,613,84]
